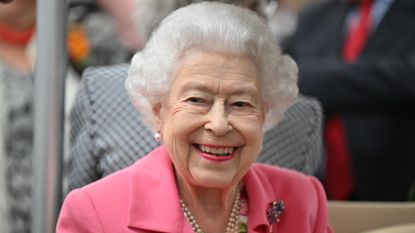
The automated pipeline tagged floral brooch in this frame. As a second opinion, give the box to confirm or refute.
[266,200,284,232]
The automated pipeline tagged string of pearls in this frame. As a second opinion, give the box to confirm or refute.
[180,188,241,233]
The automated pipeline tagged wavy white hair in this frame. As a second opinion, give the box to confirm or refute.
[125,2,298,132]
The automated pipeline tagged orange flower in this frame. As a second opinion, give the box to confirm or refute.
[67,24,90,62]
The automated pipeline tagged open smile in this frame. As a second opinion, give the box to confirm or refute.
[193,144,239,162]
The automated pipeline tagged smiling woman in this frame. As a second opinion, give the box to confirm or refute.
[158,51,263,190]
[57,2,332,233]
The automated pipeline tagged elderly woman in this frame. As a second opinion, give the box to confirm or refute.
[57,2,332,233]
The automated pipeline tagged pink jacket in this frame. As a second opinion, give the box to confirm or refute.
[57,145,332,233]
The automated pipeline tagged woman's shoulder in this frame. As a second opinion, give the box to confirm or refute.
[248,163,325,197]
[58,145,177,232]
[250,163,312,181]
[66,145,168,200]
[68,163,133,201]
[58,165,134,232]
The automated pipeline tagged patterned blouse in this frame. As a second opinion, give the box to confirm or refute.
[0,63,34,233]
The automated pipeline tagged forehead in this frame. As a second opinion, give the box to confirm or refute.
[172,50,259,88]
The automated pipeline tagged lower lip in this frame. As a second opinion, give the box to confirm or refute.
[194,146,236,162]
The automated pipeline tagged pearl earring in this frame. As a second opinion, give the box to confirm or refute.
[154,132,161,143]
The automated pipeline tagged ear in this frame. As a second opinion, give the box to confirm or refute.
[152,102,163,131]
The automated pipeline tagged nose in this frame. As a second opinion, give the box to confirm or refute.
[204,103,232,136]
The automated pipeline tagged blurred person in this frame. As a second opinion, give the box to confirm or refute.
[133,0,311,45]
[57,2,332,233]
[66,0,311,76]
[0,0,12,230]
[283,0,415,201]
[0,0,81,232]
[0,0,36,232]
[67,0,142,74]
[266,0,316,42]
[97,0,142,50]
[0,0,35,71]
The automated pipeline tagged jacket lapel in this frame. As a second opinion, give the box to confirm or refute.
[126,146,190,232]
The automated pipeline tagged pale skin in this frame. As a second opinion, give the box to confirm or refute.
[0,0,36,71]
[153,50,267,233]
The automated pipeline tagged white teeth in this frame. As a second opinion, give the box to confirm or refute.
[198,145,234,156]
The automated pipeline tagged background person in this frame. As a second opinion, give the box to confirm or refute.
[0,0,36,232]
[283,0,415,201]
[57,2,332,232]
[0,0,84,232]
[67,0,142,74]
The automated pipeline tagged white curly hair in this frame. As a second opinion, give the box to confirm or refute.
[125,1,298,132]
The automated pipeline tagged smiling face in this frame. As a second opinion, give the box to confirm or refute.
[154,50,267,189]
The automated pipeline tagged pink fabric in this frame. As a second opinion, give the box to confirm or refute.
[57,145,332,233]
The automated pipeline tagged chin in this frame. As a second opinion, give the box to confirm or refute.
[190,171,241,189]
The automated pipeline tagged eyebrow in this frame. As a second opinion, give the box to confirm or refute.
[178,80,259,96]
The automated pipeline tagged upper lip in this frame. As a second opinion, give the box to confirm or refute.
[197,144,237,148]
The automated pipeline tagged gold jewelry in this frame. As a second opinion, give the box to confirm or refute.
[180,188,241,233]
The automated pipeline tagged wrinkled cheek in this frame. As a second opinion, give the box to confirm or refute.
[163,129,189,172]
[163,126,183,156]
[161,113,191,166]
[242,120,264,159]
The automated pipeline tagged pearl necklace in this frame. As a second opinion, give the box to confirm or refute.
[180,189,241,233]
